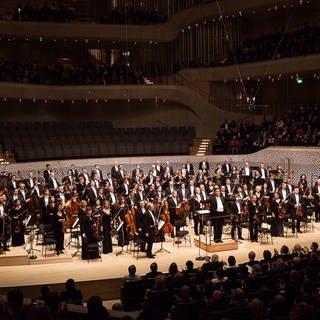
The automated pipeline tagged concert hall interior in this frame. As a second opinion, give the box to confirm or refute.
[0,0,320,319]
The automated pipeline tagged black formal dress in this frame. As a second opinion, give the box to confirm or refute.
[248,201,260,242]
[53,211,65,253]
[102,209,113,254]
[269,199,284,236]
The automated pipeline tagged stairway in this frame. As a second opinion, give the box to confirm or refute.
[190,137,213,156]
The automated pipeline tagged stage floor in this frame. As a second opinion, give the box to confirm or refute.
[1,222,319,289]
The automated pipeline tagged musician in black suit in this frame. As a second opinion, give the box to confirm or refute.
[76,176,87,200]
[62,169,74,186]
[198,158,210,176]
[167,190,179,236]
[87,181,98,206]
[91,164,103,182]
[142,202,157,258]
[193,187,204,235]
[70,164,79,180]
[203,187,226,243]
[25,172,35,191]
[39,188,50,224]
[185,159,194,176]
[241,161,252,185]
[222,159,231,177]
[0,196,10,251]
[312,178,320,222]
[288,187,303,234]
[135,200,147,252]
[134,185,145,205]
[47,171,59,192]
[43,164,51,184]
[229,193,244,240]
[7,175,18,193]
[111,161,119,179]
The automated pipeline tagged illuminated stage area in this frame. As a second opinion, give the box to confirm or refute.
[0,221,319,301]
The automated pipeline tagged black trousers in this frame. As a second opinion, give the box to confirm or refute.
[212,211,224,241]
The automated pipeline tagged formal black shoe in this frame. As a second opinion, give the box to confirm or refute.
[4,248,10,251]
[238,237,244,240]
[60,250,64,254]
[147,255,155,258]
[297,230,302,233]
[56,252,60,256]
[214,240,219,243]
[219,240,223,243]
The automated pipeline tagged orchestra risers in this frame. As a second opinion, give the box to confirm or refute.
[0,278,123,302]
[28,254,73,265]
[194,238,238,253]
[0,254,29,266]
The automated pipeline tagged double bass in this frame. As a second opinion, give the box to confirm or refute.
[160,200,173,235]
[125,207,137,236]
[65,195,80,226]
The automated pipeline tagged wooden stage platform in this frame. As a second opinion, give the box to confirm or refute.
[0,222,319,301]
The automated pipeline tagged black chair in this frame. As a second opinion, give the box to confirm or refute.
[283,219,298,238]
[174,219,191,248]
[42,231,56,258]
[258,221,273,244]
[120,279,146,311]
[86,243,101,262]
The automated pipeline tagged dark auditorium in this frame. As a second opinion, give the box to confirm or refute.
[1,1,320,319]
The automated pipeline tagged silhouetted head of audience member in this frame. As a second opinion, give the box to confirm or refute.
[128,264,136,276]
[45,291,60,313]
[169,262,178,276]
[87,295,109,320]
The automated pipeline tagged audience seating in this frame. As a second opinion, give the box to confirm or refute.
[0,121,195,161]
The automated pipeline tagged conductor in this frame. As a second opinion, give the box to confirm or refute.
[143,202,157,258]
[203,187,226,243]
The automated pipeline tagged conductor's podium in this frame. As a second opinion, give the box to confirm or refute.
[193,210,238,253]
[194,238,238,253]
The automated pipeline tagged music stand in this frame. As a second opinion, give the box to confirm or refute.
[155,220,170,254]
[116,222,131,256]
[69,218,82,257]
[25,215,39,260]
[195,210,210,261]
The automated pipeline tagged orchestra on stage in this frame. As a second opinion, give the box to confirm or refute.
[0,159,318,258]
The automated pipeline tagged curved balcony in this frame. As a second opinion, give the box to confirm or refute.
[0,0,293,42]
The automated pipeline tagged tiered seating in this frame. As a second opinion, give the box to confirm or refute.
[0,122,195,161]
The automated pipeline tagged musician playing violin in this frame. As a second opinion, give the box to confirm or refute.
[269,192,284,237]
